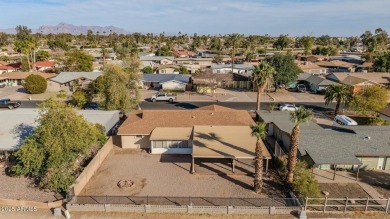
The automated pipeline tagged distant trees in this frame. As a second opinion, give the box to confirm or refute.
[141,66,154,74]
[324,84,352,115]
[64,50,94,72]
[373,52,390,72]
[11,99,106,192]
[349,86,389,115]
[14,25,37,71]
[155,46,172,56]
[226,33,243,73]
[36,50,50,61]
[266,54,302,89]
[360,28,389,61]
[23,74,47,94]
[312,46,338,56]
[252,62,276,111]
[273,34,290,51]
[299,36,315,56]
[178,66,189,74]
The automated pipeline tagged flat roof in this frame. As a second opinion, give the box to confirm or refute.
[150,127,193,140]
[0,109,119,151]
[192,126,271,159]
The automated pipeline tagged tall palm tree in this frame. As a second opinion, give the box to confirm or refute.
[227,33,243,73]
[324,84,352,115]
[287,107,313,184]
[252,62,276,111]
[251,122,267,193]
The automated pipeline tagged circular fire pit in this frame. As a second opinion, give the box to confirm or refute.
[117,180,134,188]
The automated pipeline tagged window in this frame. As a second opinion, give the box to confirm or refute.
[153,140,190,149]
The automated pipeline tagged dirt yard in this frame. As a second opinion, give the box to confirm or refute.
[318,183,369,198]
[81,147,286,198]
[357,170,390,198]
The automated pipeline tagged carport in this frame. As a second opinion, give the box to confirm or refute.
[190,126,272,174]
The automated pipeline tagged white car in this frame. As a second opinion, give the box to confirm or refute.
[279,104,299,111]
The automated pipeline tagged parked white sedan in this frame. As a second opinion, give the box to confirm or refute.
[279,104,299,111]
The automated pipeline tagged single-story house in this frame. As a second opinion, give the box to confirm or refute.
[139,56,174,68]
[173,50,196,58]
[315,60,356,73]
[0,109,119,153]
[295,61,328,75]
[142,74,190,91]
[298,55,327,63]
[327,72,390,88]
[154,64,180,74]
[118,105,272,173]
[299,75,339,93]
[258,111,390,171]
[48,71,103,92]
[0,65,17,73]
[34,60,56,71]
[210,64,255,76]
[174,58,213,67]
[0,72,56,86]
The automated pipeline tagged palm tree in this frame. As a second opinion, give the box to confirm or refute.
[287,107,313,184]
[252,62,276,111]
[251,122,267,193]
[227,33,243,73]
[324,84,352,115]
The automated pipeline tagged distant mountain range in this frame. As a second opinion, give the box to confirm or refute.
[0,23,129,35]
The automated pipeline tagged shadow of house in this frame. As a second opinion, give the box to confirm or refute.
[11,123,35,149]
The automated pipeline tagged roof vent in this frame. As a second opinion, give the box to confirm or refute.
[364,136,371,140]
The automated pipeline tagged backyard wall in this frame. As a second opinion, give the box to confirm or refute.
[70,137,113,196]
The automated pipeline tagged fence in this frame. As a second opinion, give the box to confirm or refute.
[305,197,390,213]
[66,195,301,215]
[69,137,113,196]
[0,198,63,209]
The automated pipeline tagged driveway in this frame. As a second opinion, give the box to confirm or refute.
[0,86,28,100]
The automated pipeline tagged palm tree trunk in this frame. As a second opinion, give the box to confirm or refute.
[256,86,261,111]
[254,139,263,193]
[231,44,235,73]
[335,99,341,115]
[287,126,300,184]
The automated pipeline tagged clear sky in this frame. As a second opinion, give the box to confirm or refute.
[0,0,389,36]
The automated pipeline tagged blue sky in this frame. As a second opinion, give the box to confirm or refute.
[0,0,389,36]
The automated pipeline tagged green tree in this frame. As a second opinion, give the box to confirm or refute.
[324,84,352,115]
[373,52,390,72]
[266,54,302,89]
[273,34,290,51]
[71,90,88,108]
[178,66,189,74]
[123,55,142,110]
[36,50,50,61]
[251,122,267,193]
[226,33,243,73]
[287,107,313,184]
[64,50,94,72]
[349,86,389,115]
[299,36,314,56]
[252,62,276,111]
[11,99,105,192]
[141,66,154,74]
[23,74,47,94]
[155,46,172,56]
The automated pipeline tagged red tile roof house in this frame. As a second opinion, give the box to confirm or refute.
[0,65,17,73]
[117,105,272,173]
[34,61,56,72]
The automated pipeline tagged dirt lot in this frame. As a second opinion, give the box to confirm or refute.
[357,170,390,198]
[317,183,369,198]
[0,166,61,202]
[81,148,285,199]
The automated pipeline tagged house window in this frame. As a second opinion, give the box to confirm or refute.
[153,140,190,149]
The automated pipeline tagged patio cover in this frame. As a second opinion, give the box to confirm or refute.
[192,126,271,159]
[150,127,193,141]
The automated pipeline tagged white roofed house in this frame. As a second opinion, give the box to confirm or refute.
[210,64,255,76]
[48,71,102,93]
[142,74,191,91]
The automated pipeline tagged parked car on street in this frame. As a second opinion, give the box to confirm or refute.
[0,98,21,109]
[150,92,176,102]
[279,103,299,111]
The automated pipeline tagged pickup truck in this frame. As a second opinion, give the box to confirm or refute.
[0,98,21,109]
[150,92,176,102]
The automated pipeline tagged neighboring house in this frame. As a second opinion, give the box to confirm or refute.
[258,111,390,171]
[48,71,102,92]
[174,58,213,67]
[0,76,7,86]
[299,74,339,93]
[0,65,17,73]
[378,107,390,122]
[142,74,190,91]
[34,60,56,72]
[210,64,255,76]
[330,55,364,65]
[298,55,327,63]
[327,72,390,88]
[173,49,196,58]
[154,64,180,74]
[295,61,328,75]
[1,72,55,86]
[139,56,174,68]
[0,109,119,153]
[315,60,355,73]
[117,105,272,172]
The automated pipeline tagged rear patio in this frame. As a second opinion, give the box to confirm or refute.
[80,147,285,198]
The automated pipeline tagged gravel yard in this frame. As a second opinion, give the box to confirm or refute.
[0,167,61,202]
[80,148,286,199]
[318,183,369,198]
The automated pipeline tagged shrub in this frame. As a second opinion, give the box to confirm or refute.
[71,90,88,108]
[23,74,47,94]
[56,90,67,99]
[162,89,185,93]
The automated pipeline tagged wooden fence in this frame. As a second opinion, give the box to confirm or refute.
[305,197,390,213]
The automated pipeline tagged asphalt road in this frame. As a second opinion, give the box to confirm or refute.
[18,100,337,112]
